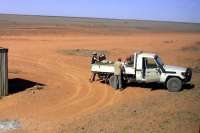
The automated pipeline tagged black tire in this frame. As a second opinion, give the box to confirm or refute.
[166,77,182,92]
[109,75,115,88]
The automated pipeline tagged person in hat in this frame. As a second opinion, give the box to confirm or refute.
[90,52,98,82]
[99,53,106,62]
[91,52,98,64]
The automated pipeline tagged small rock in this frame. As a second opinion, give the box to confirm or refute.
[0,120,21,131]
[33,85,44,90]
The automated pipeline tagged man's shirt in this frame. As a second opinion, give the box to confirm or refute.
[114,61,122,75]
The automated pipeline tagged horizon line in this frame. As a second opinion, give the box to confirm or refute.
[1,13,200,24]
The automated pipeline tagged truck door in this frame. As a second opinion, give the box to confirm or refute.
[144,57,161,82]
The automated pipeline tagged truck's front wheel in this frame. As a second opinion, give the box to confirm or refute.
[166,77,182,92]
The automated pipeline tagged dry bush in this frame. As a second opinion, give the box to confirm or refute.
[60,49,109,57]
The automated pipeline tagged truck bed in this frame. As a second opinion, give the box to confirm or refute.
[91,61,114,73]
[91,61,135,75]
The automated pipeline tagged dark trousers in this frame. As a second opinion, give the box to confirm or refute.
[90,72,97,81]
[114,75,122,89]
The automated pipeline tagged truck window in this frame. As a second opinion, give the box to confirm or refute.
[125,55,134,66]
[146,58,157,69]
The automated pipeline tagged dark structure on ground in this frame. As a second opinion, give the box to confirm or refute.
[0,48,8,96]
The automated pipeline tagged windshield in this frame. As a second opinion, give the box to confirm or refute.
[155,56,164,66]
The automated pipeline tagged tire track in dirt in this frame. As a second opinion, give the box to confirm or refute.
[38,58,92,109]
[10,55,70,85]
[32,56,115,117]
[9,55,87,117]
[55,59,93,104]
[9,54,80,104]
[9,53,117,120]
[44,68,95,114]
[10,54,95,115]
[49,58,115,117]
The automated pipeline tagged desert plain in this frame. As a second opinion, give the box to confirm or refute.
[0,14,200,133]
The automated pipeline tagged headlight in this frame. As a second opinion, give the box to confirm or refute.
[183,68,192,82]
[181,72,186,77]
[186,68,192,77]
[182,68,192,78]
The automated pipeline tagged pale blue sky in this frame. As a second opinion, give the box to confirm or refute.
[0,0,199,23]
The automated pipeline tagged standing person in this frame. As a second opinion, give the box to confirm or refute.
[91,52,98,64]
[90,52,98,82]
[114,58,123,90]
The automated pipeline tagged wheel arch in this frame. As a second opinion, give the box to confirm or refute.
[165,76,182,85]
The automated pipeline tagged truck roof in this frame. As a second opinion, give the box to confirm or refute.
[137,52,157,58]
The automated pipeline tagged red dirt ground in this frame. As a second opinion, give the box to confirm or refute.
[0,15,200,133]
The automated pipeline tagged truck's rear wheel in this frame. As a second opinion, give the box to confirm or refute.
[109,75,115,88]
[166,77,182,92]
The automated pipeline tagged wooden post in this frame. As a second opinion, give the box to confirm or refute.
[0,48,8,96]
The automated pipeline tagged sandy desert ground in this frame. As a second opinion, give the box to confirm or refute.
[0,14,200,133]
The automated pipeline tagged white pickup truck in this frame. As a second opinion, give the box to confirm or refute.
[91,52,192,92]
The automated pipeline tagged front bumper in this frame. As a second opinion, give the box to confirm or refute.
[184,68,192,82]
